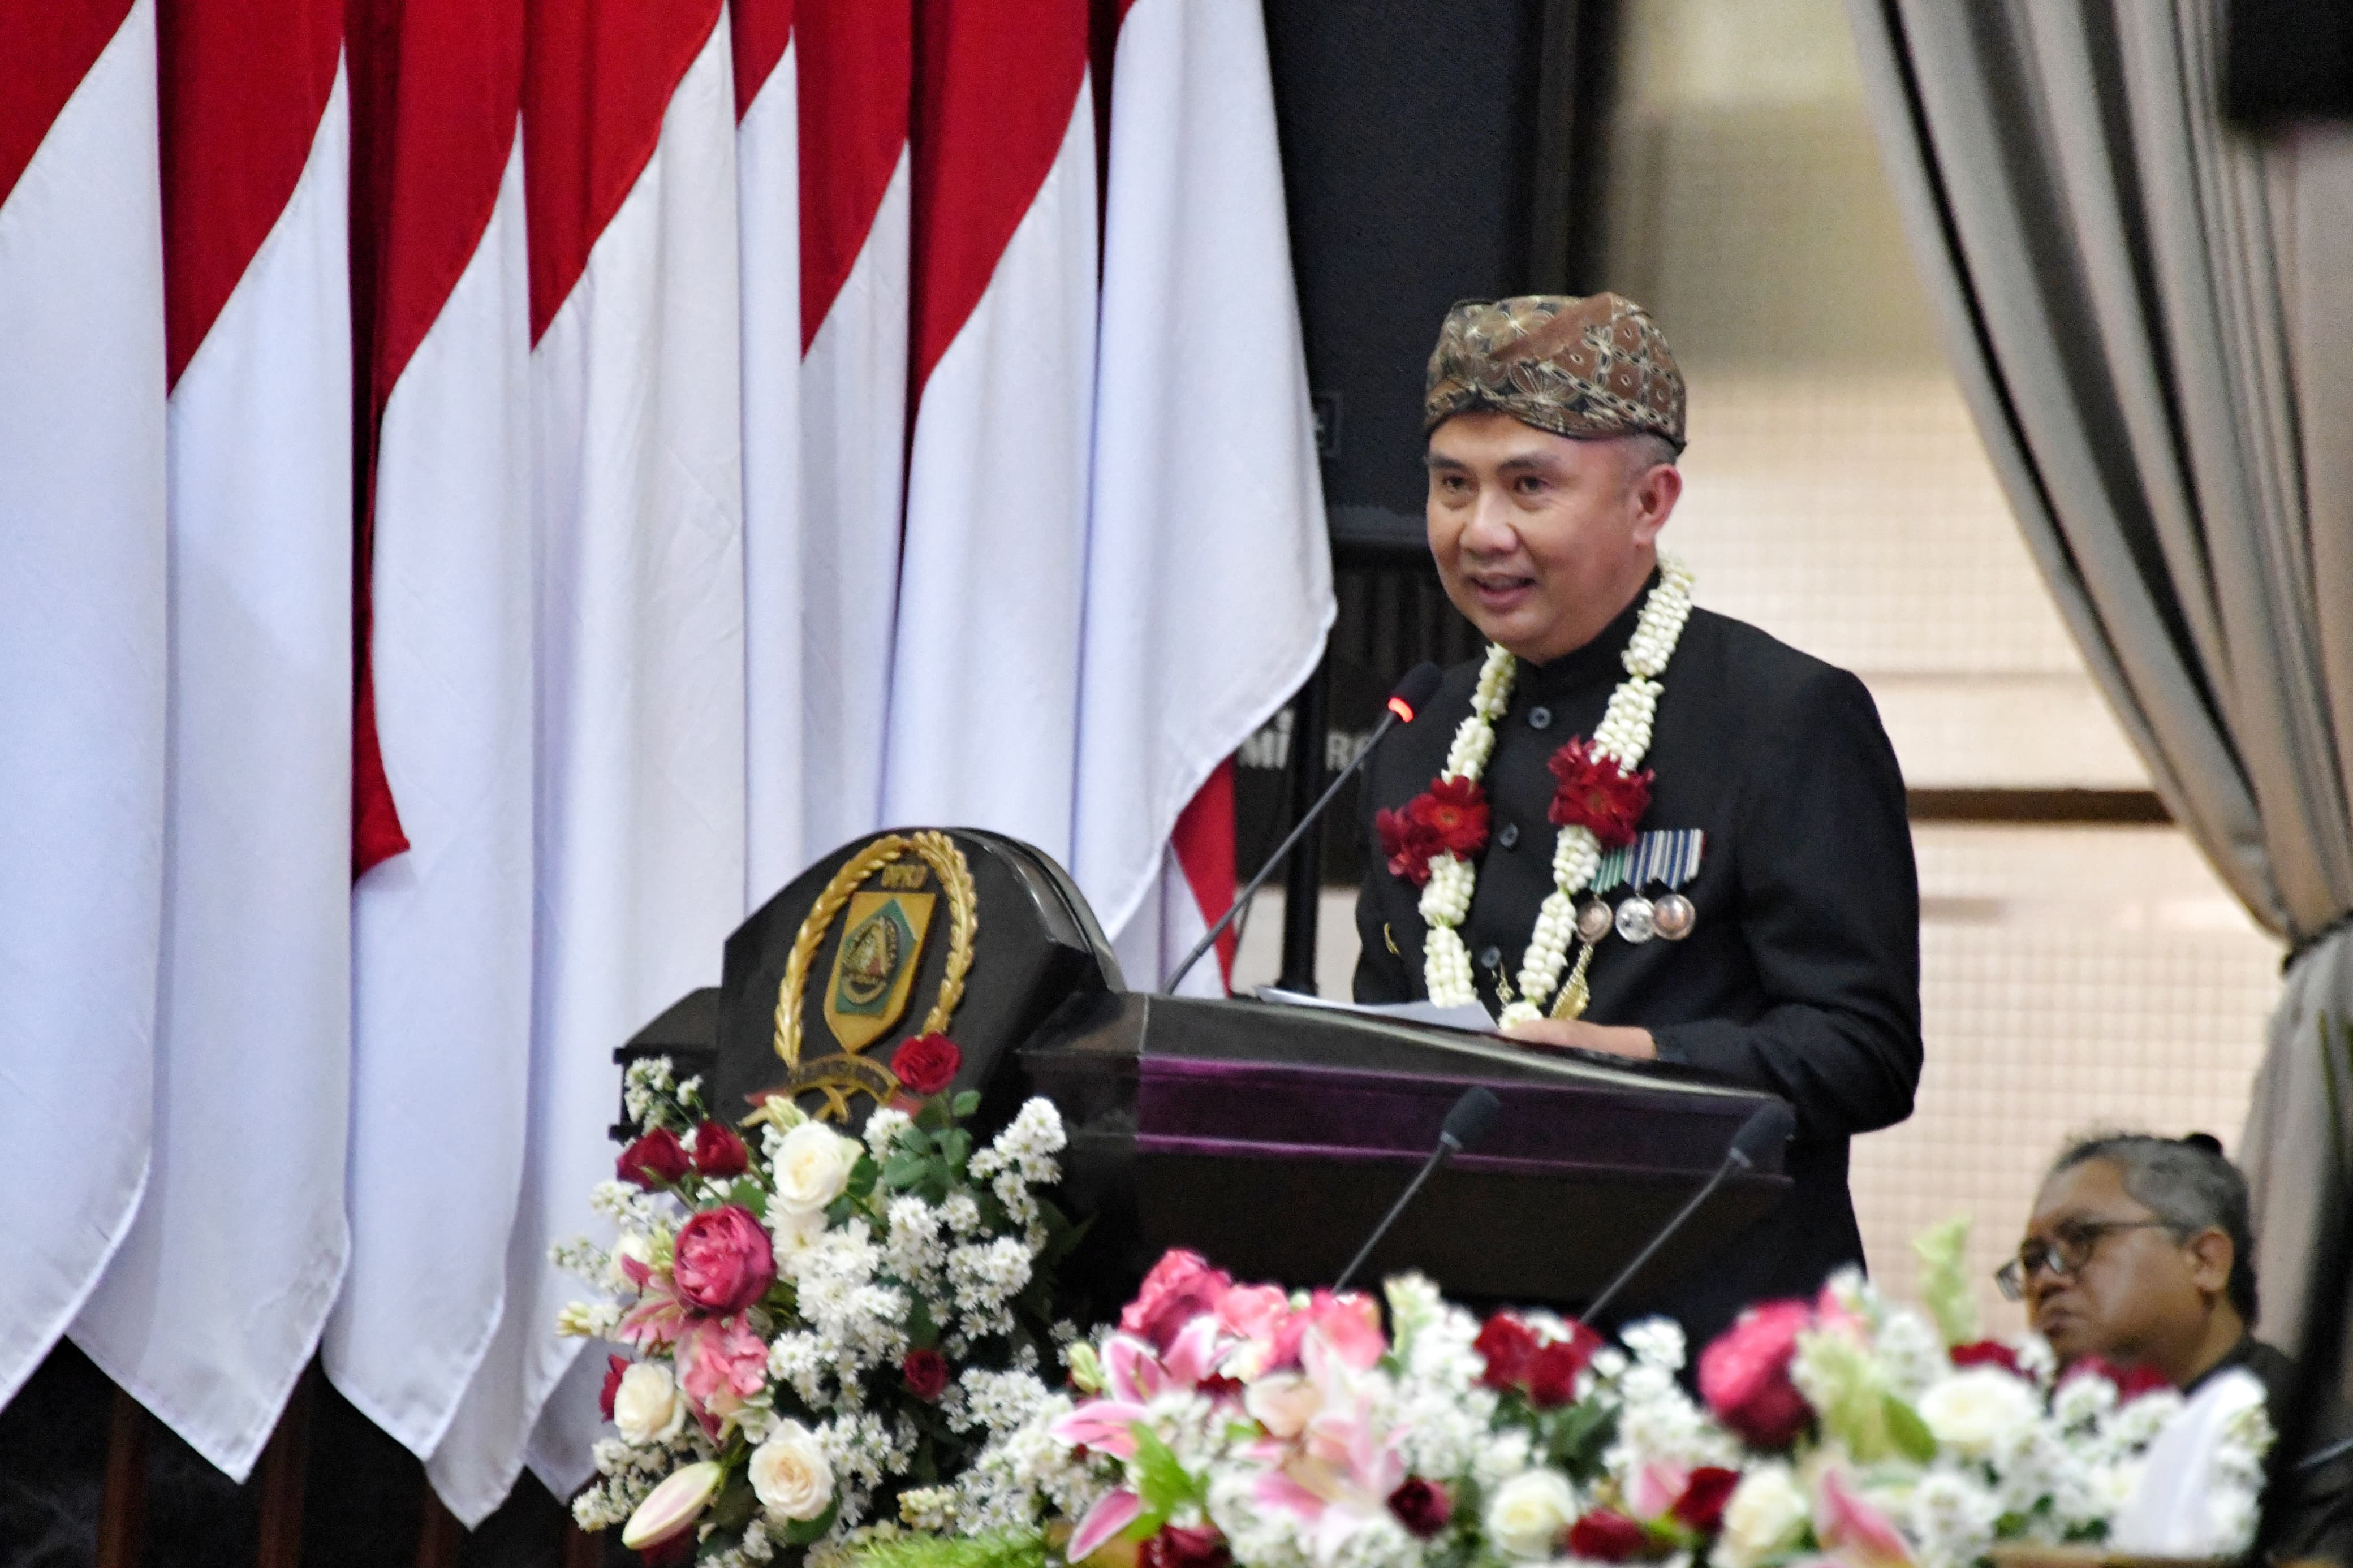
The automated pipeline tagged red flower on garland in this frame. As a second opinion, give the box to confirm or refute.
[1375,776,1490,885]
[1545,737,1652,849]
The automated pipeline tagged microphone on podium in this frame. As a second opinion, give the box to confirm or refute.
[1166,661,1446,994]
[1333,1086,1502,1291]
[1579,1100,1796,1323]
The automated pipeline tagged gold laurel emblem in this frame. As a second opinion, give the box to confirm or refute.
[747,831,977,1126]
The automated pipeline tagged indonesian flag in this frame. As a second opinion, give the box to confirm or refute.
[71,0,356,1480]
[429,4,747,1521]
[0,0,169,1406]
[795,0,911,859]
[735,0,805,899]
[880,0,1097,857]
[322,0,533,1460]
[1078,0,1334,994]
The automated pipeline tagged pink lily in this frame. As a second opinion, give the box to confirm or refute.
[1815,1468,1912,1568]
[616,1269,689,1349]
[1628,1459,1691,1521]
[1068,1488,1145,1561]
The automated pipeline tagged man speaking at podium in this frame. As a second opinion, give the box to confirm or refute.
[1352,293,1922,1345]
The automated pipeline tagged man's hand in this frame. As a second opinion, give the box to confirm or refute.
[1498,1017,1658,1061]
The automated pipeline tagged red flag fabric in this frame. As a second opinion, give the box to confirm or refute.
[71,0,356,1482]
[325,0,533,1466]
[0,0,168,1410]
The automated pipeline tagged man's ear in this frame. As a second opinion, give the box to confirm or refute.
[2184,1226,2235,1297]
[1631,463,1683,545]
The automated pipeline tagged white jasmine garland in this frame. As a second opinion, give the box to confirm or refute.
[1410,558,1696,1015]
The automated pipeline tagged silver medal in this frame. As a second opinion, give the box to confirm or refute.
[1575,898,1615,944]
[1614,895,1657,944]
[1652,891,1696,941]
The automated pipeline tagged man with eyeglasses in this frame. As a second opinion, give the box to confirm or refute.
[2006,1131,2350,1563]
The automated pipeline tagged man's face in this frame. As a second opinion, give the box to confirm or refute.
[1424,411,1679,665]
[2020,1159,2209,1368]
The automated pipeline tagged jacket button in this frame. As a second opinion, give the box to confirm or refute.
[1498,822,1520,849]
[1528,705,1553,731]
[1476,944,1502,970]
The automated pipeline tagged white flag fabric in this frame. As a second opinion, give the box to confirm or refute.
[72,3,356,1482]
[735,0,807,901]
[795,0,912,860]
[324,0,533,1459]
[0,0,169,1407]
[880,2,1097,860]
[430,6,748,1522]
[1080,0,1334,992]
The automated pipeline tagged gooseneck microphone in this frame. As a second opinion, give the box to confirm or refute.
[1333,1086,1502,1292]
[1166,661,1446,994]
[1579,1100,1796,1323]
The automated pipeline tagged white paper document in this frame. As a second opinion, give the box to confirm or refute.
[1253,986,1498,1034]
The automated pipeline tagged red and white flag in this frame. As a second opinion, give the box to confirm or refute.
[0,0,169,1406]
[1078,0,1333,992]
[880,0,1097,858]
[323,0,533,1459]
[429,3,747,1521]
[795,0,911,861]
[735,0,806,899]
[71,0,356,1480]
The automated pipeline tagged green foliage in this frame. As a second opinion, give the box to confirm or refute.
[1543,1395,1619,1481]
[844,1530,1049,1568]
[1130,1423,1209,1518]
[1799,1331,1908,1465]
[780,1497,843,1547]
[1883,1392,1937,1465]
[1911,1215,1978,1347]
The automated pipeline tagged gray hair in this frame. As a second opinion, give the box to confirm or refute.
[2050,1131,2257,1322]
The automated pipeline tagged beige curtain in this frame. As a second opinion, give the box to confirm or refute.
[1845,0,2353,1355]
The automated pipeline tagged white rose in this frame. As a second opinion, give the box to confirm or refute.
[613,1362,688,1444]
[1716,1463,1809,1568]
[1485,1468,1577,1559]
[772,1121,858,1215]
[1917,1367,2042,1460]
[750,1418,836,1521]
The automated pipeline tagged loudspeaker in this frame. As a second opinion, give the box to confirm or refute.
[1262,0,1615,552]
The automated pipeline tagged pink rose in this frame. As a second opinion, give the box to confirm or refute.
[1299,1289,1386,1371]
[1698,1299,1815,1448]
[673,1204,776,1315]
[1121,1249,1234,1352]
[1217,1282,1295,1345]
[676,1314,769,1416]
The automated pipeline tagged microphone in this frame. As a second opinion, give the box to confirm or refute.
[1334,1086,1501,1291]
[1580,1100,1795,1323]
[1167,661,1446,994]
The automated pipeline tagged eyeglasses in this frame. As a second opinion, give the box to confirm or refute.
[1994,1219,2178,1301]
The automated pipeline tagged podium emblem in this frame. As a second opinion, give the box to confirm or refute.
[753,830,976,1124]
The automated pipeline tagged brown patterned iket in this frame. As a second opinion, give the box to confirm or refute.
[1423,292,1687,450]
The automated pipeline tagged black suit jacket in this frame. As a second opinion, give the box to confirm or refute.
[1352,588,1923,1344]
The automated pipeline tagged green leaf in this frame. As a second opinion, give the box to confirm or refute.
[707,1479,757,1531]
[882,1153,928,1190]
[906,1293,940,1350]
[1129,1424,1206,1515]
[1545,1398,1619,1479]
[1884,1393,1938,1465]
[951,1090,981,1118]
[729,1178,768,1218]
[941,1129,973,1176]
[1911,1215,1979,1346]
[848,1155,880,1200]
[782,1498,842,1547]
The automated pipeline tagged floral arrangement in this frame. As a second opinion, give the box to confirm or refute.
[555,1041,1092,1566]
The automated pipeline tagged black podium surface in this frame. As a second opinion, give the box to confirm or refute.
[616,827,1793,1318]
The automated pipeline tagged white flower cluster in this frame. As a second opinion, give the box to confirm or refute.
[620,1055,677,1126]
[909,1367,1104,1535]
[1417,558,1697,1011]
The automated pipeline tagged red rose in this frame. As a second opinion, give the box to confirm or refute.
[671,1205,777,1314]
[1545,737,1653,849]
[1387,1478,1453,1539]
[692,1121,749,1178]
[902,1347,950,1401]
[1474,1314,1541,1392]
[1567,1510,1648,1562]
[891,1033,963,1097]
[1120,1249,1234,1353]
[2062,1355,2172,1400]
[1138,1524,1231,1568]
[1673,1468,1741,1534]
[1948,1340,2022,1376]
[1697,1299,1815,1448]
[617,1126,691,1188]
[599,1354,629,1422]
[1527,1321,1606,1407]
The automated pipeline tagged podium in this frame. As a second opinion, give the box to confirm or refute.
[618,828,1791,1315]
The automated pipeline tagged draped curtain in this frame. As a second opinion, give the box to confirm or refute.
[1845,0,2353,1354]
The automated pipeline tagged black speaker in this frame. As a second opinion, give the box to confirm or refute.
[1262,0,1616,552]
